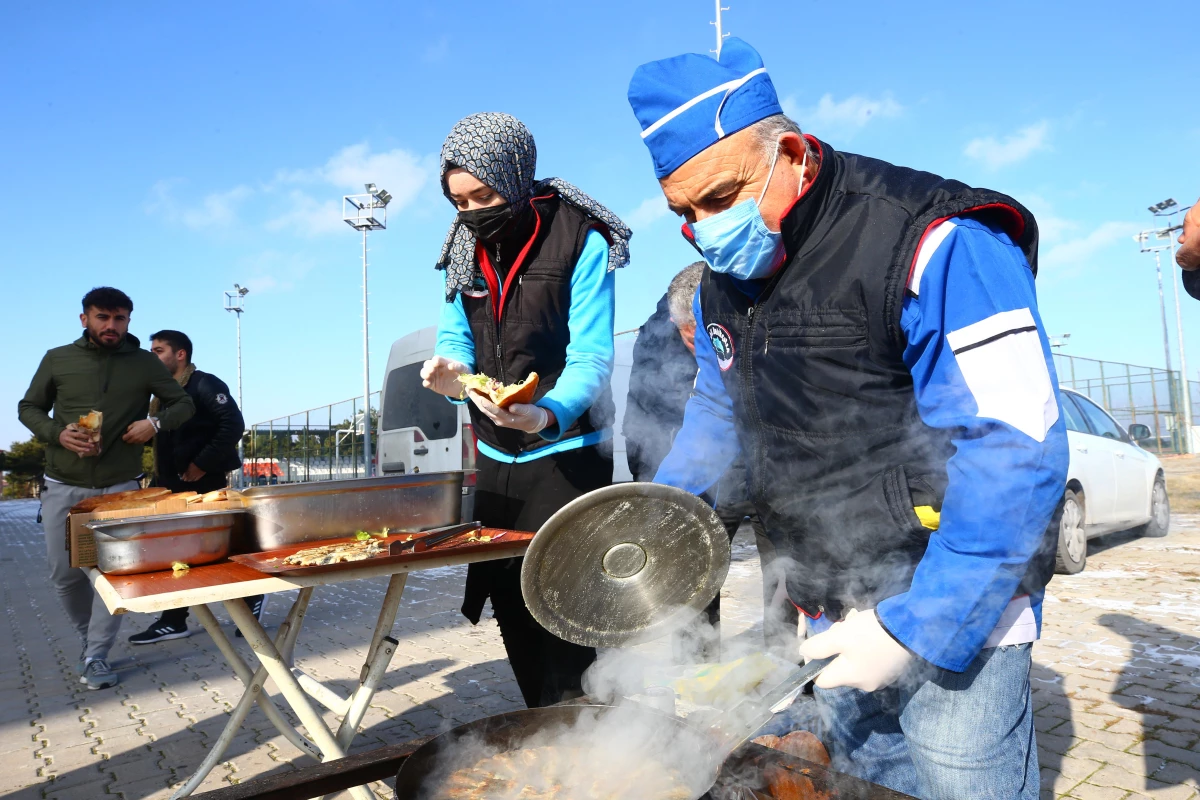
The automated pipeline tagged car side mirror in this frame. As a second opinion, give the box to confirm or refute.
[1127,423,1152,442]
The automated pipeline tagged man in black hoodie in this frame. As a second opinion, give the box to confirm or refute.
[127,330,263,644]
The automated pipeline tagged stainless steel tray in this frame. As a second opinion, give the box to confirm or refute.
[87,510,241,575]
[241,472,464,550]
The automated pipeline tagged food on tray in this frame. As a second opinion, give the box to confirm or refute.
[458,371,539,408]
[431,745,693,800]
[354,528,390,541]
[283,539,386,567]
[752,730,831,767]
[185,488,245,504]
[71,487,167,513]
[171,561,190,575]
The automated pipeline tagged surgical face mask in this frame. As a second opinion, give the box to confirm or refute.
[686,143,807,280]
[458,202,523,244]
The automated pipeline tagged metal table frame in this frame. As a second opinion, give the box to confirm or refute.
[87,542,528,799]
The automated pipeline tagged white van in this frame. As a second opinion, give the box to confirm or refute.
[377,326,637,513]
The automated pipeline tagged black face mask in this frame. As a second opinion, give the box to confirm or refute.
[458,202,524,245]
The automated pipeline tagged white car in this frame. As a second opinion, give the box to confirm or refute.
[1055,388,1169,573]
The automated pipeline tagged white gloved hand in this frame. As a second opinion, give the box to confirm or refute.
[420,356,470,398]
[467,392,551,434]
[797,608,913,692]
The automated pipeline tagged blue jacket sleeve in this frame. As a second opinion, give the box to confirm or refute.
[537,230,616,441]
[653,287,740,495]
[434,293,476,405]
[875,217,1069,672]
[435,293,477,371]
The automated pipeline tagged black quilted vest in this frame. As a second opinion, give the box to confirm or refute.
[699,138,1043,618]
[460,193,615,455]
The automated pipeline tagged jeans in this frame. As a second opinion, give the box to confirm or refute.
[812,642,1038,799]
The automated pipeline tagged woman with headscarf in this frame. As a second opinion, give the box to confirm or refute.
[420,112,631,708]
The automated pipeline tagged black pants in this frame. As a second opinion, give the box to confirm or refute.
[463,445,612,708]
[154,471,263,628]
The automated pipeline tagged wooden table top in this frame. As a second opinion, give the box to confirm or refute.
[88,535,532,615]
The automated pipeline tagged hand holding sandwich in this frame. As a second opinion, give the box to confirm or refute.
[59,424,99,457]
[467,392,554,434]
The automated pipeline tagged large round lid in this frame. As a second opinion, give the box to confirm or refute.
[520,483,731,648]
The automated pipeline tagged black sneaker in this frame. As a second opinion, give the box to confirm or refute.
[128,619,192,645]
[235,595,266,638]
[80,658,119,690]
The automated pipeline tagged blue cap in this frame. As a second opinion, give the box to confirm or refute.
[628,38,783,179]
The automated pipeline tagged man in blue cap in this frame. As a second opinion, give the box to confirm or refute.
[629,38,1068,798]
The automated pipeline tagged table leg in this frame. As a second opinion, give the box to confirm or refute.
[170,595,318,799]
[224,597,375,800]
[196,593,320,757]
[360,572,407,682]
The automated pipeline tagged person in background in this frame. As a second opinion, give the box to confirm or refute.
[127,330,263,644]
[628,39,1067,797]
[1177,199,1200,297]
[624,262,799,662]
[419,112,630,708]
[18,287,195,689]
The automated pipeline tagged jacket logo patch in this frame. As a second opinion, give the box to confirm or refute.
[707,323,735,371]
[216,393,228,405]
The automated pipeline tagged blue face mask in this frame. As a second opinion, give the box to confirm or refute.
[686,144,805,280]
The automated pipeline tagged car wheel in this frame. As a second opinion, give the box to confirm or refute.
[1055,489,1087,574]
[1136,476,1170,538]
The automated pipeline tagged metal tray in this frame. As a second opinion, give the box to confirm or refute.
[241,472,465,550]
[229,527,533,576]
[87,510,241,575]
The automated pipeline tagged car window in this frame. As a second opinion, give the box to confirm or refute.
[1070,393,1125,441]
[382,363,457,440]
[1059,393,1089,433]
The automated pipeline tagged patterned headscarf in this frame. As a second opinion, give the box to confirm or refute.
[436,112,632,301]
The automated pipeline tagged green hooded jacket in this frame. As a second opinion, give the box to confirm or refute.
[18,334,196,489]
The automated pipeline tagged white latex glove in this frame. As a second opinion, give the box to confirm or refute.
[798,608,913,692]
[420,356,469,398]
[467,391,551,434]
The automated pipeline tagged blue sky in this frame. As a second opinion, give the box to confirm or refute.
[3,0,1198,448]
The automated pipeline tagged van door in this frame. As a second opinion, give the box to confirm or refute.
[379,363,461,475]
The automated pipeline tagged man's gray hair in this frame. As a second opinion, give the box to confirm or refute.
[667,261,706,325]
[749,114,816,165]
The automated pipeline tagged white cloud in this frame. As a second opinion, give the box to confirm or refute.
[240,250,318,295]
[624,196,670,230]
[964,122,1050,170]
[151,143,431,236]
[1041,220,1141,276]
[264,190,346,237]
[783,93,902,138]
[146,181,252,230]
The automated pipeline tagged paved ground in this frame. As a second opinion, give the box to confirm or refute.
[2,497,1199,800]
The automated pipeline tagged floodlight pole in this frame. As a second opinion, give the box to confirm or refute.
[1153,199,1193,445]
[1138,213,1190,451]
[361,226,372,478]
[224,284,249,487]
[711,0,730,57]
[343,184,390,479]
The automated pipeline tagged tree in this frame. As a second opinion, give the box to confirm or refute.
[2,436,46,499]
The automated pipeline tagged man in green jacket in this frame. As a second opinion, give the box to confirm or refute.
[18,287,195,690]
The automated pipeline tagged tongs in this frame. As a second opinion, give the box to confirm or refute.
[390,522,483,554]
[706,655,836,754]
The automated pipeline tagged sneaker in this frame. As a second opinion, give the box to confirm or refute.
[80,658,119,690]
[235,595,266,639]
[128,619,192,645]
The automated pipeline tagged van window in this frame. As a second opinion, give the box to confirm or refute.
[382,364,457,440]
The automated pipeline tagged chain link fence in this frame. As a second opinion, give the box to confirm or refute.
[1053,353,1199,456]
[241,393,379,485]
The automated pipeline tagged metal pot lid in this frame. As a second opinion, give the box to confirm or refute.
[520,482,730,648]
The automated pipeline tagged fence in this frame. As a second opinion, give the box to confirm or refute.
[241,393,379,485]
[241,354,1200,486]
[1053,353,1200,455]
